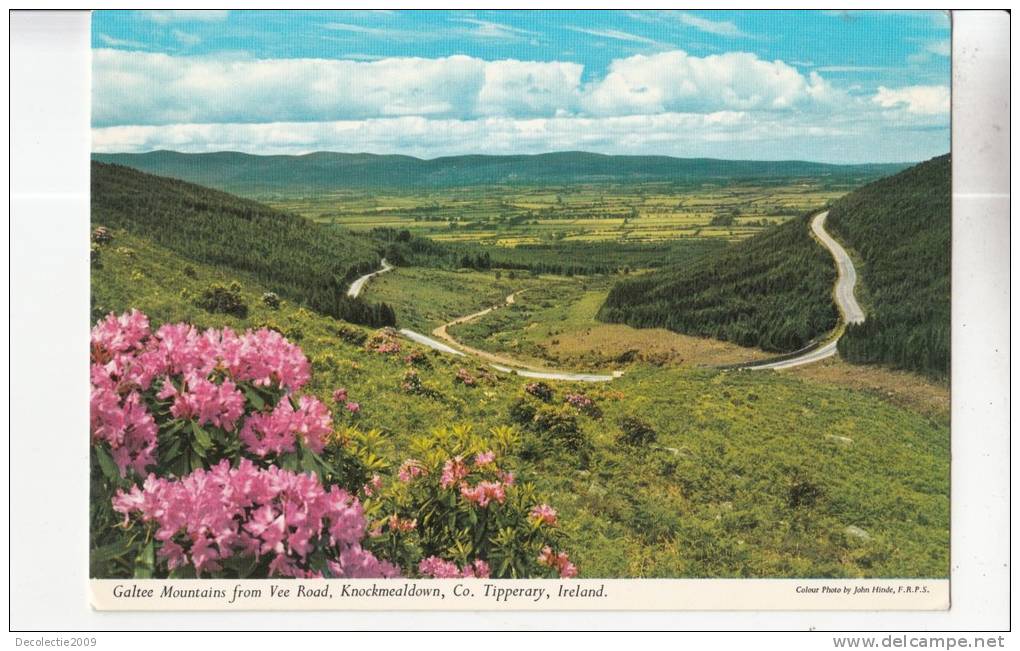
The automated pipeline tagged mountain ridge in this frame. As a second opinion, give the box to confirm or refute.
[92,150,910,193]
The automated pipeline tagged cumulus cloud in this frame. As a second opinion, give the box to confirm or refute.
[872,85,950,115]
[90,47,949,161]
[476,60,583,117]
[93,48,845,127]
[582,50,837,115]
[92,49,489,126]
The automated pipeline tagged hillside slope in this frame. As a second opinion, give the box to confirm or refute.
[598,155,950,377]
[91,230,948,578]
[92,150,906,194]
[827,154,950,379]
[597,213,839,353]
[91,161,394,325]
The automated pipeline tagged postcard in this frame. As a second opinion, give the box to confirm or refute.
[86,9,952,611]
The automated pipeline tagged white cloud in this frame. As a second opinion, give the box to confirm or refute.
[96,33,150,50]
[139,10,229,24]
[583,50,837,116]
[674,12,750,38]
[94,47,848,127]
[476,60,583,117]
[91,49,489,126]
[90,48,949,161]
[90,110,946,163]
[872,85,950,115]
[453,18,538,40]
[563,26,664,46]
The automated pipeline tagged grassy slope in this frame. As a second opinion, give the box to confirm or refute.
[359,267,537,333]
[93,230,948,578]
[92,162,385,321]
[826,154,951,380]
[598,213,839,353]
[446,277,769,369]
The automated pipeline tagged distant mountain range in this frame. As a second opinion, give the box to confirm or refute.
[91,150,909,194]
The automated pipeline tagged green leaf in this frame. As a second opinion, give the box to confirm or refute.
[94,446,121,482]
[300,451,319,475]
[133,539,155,579]
[163,437,182,461]
[242,385,265,410]
[191,421,213,451]
[91,538,136,564]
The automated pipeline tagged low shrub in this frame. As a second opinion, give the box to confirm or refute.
[261,291,281,309]
[525,381,555,402]
[195,281,248,318]
[617,415,657,446]
[336,323,367,346]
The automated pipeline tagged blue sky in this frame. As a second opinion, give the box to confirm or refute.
[91,10,951,163]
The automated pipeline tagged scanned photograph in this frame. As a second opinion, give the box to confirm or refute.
[89,9,950,588]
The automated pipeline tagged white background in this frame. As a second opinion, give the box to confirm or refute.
[5,4,1012,640]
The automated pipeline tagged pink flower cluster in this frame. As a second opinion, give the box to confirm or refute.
[90,311,327,473]
[387,514,417,533]
[112,459,399,578]
[459,481,506,507]
[418,556,491,579]
[454,368,477,386]
[331,387,361,414]
[91,387,158,477]
[158,375,245,432]
[538,546,578,578]
[529,504,558,526]
[91,310,310,395]
[238,395,332,457]
[439,456,469,489]
[362,474,382,497]
[375,342,401,354]
[397,459,427,483]
[474,450,496,466]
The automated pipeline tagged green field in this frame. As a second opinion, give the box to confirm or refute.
[269,181,849,249]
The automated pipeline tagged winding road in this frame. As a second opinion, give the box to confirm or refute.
[347,209,864,378]
[347,258,393,298]
[347,261,617,382]
[743,210,864,371]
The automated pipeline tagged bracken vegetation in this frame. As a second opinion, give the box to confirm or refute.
[826,154,950,380]
[597,212,838,352]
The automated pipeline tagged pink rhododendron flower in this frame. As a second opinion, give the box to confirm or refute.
[362,474,382,497]
[157,374,245,432]
[538,546,578,578]
[387,514,417,533]
[417,556,461,578]
[112,459,399,578]
[239,395,333,457]
[332,388,348,403]
[459,481,507,507]
[345,401,360,414]
[397,459,427,483]
[473,450,496,467]
[90,388,158,477]
[529,504,558,526]
[439,456,469,489]
[91,309,151,358]
[418,556,490,579]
